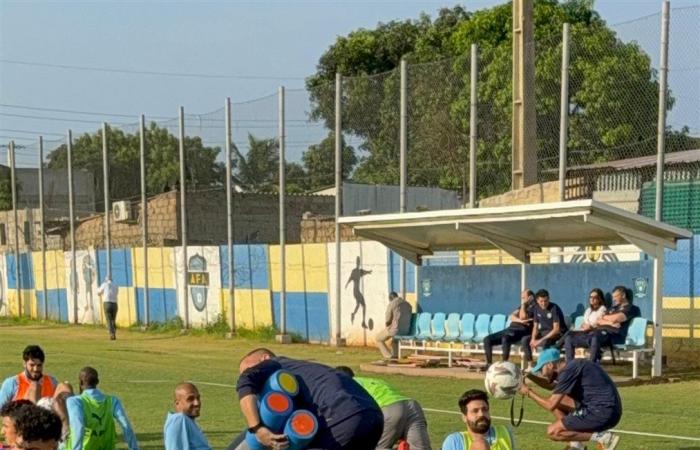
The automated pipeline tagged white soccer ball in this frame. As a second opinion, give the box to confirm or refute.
[484,361,522,400]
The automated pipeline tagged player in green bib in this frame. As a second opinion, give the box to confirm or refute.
[65,367,139,450]
[336,366,431,450]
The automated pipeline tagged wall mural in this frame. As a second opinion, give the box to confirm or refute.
[346,256,373,330]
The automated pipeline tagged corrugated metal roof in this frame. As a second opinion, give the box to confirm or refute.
[566,149,700,172]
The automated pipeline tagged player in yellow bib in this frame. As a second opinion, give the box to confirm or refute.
[441,390,515,450]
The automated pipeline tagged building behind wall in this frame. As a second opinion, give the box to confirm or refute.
[0,189,336,252]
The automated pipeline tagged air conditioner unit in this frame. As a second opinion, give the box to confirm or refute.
[112,201,132,222]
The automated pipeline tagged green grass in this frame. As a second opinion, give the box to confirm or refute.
[1,323,699,450]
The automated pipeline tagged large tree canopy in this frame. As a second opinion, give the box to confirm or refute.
[306,0,695,197]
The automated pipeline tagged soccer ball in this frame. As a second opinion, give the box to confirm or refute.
[484,361,522,400]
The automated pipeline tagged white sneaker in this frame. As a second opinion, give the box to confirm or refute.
[595,433,620,450]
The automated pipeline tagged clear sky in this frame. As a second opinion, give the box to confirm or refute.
[1,0,698,164]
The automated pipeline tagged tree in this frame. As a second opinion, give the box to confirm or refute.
[46,123,224,205]
[306,0,682,197]
[302,133,357,191]
[237,134,278,192]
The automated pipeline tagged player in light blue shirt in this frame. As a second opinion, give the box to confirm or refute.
[164,382,211,450]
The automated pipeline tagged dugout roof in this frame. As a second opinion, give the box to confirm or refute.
[338,199,691,264]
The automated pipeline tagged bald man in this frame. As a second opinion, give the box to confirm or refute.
[236,348,383,450]
[164,382,212,450]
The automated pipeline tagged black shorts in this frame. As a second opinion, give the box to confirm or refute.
[562,406,621,433]
[308,408,384,450]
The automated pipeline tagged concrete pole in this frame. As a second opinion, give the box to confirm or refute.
[225,97,236,333]
[652,0,670,378]
[655,0,670,223]
[102,123,112,280]
[67,131,77,324]
[333,73,345,346]
[38,137,48,320]
[469,44,478,208]
[399,58,407,298]
[558,23,571,202]
[9,142,21,316]
[277,86,290,343]
[178,107,189,328]
[512,0,537,189]
[139,115,149,326]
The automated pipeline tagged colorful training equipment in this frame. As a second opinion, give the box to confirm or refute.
[284,409,319,450]
[259,390,294,432]
[263,369,299,397]
[244,431,267,450]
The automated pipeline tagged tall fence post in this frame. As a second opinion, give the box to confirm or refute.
[652,0,670,379]
[102,123,112,281]
[557,23,571,264]
[139,115,149,326]
[333,72,345,346]
[38,137,48,320]
[469,44,478,209]
[399,58,408,298]
[277,86,289,343]
[178,106,189,328]
[67,130,78,324]
[9,141,21,316]
[225,97,236,333]
[558,23,570,202]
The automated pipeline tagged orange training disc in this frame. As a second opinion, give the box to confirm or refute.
[291,412,316,435]
[266,392,290,412]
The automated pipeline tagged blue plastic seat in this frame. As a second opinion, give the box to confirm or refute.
[573,316,584,330]
[459,313,475,342]
[618,317,648,348]
[444,313,461,341]
[431,313,447,341]
[472,313,491,343]
[490,314,507,334]
[415,313,433,341]
[393,313,418,340]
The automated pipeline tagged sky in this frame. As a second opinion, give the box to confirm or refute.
[1,0,698,165]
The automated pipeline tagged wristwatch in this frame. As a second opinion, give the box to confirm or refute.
[247,423,264,434]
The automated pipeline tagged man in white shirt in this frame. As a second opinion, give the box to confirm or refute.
[97,278,119,340]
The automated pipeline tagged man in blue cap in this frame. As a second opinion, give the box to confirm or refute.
[519,349,621,450]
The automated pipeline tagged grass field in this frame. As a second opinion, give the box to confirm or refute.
[1,322,699,450]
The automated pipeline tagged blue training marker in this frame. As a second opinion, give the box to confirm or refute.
[284,409,318,450]
[244,431,267,450]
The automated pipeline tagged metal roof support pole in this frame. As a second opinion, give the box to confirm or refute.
[652,247,664,378]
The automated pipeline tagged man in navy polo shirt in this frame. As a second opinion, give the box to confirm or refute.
[235,348,383,450]
[520,349,621,450]
[525,289,567,369]
[565,286,640,363]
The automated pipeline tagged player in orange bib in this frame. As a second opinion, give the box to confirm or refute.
[0,346,58,408]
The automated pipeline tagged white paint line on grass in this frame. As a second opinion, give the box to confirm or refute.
[128,380,700,443]
[423,408,700,442]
